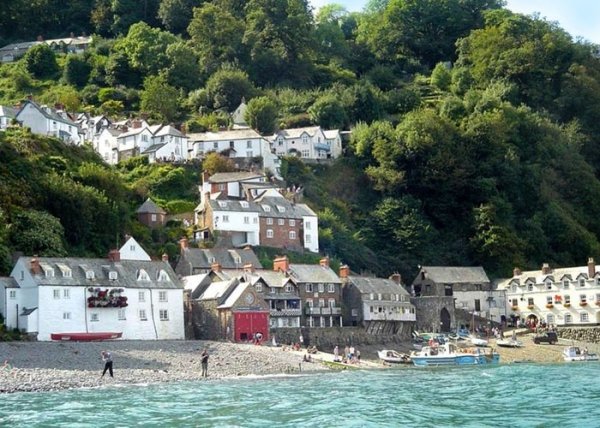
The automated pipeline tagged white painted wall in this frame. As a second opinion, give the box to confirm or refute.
[302,216,319,253]
[119,237,151,261]
[362,302,416,321]
[212,209,260,245]
[17,103,80,144]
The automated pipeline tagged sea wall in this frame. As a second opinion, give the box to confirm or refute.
[272,327,409,350]
[558,327,600,343]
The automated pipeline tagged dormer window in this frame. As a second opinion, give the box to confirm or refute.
[137,269,150,281]
[57,264,71,278]
[262,205,271,212]
[277,206,285,213]
[563,280,569,288]
[208,257,216,263]
[157,270,170,281]
[240,201,249,208]
[580,278,586,287]
[86,270,95,280]
[545,281,552,290]
[218,201,227,208]
[255,283,263,292]
[109,271,118,280]
[527,283,533,291]
[41,264,55,278]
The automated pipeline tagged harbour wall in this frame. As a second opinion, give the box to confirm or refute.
[273,326,410,349]
[558,326,600,343]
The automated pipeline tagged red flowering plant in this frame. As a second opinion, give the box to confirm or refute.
[87,287,128,308]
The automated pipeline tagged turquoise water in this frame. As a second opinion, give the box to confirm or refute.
[1,364,599,427]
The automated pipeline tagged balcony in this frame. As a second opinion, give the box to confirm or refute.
[331,307,341,315]
[270,309,302,317]
[306,307,321,315]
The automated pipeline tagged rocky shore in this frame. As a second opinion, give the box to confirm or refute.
[0,340,333,394]
[2,333,598,394]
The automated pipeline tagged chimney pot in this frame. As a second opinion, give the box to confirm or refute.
[513,267,522,277]
[339,264,350,278]
[243,263,254,273]
[541,263,550,275]
[108,249,120,262]
[273,256,289,272]
[30,257,41,274]
[319,256,330,268]
[179,237,189,252]
[389,273,402,284]
[162,253,169,262]
[211,262,222,272]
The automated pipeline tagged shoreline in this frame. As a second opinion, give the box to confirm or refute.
[1,335,597,394]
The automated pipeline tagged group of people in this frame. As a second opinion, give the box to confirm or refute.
[333,345,360,364]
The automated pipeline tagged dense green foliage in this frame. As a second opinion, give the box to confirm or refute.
[2,1,600,282]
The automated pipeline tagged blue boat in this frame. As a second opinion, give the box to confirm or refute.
[411,342,500,367]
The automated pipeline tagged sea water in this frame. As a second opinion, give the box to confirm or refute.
[1,364,599,427]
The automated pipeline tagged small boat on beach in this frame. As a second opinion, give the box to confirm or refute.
[50,332,123,341]
[411,342,500,367]
[563,346,599,362]
[378,350,411,364]
[496,338,523,348]
[469,336,489,347]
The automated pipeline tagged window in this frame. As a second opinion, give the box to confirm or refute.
[159,291,168,302]
[306,234,311,243]
[118,309,126,320]
[328,283,335,293]
[109,271,118,280]
[9,290,16,299]
[547,314,554,324]
[53,289,60,299]
[151,214,157,222]
[511,284,517,293]
[266,218,273,225]
[306,299,313,308]
[580,294,587,304]
[328,298,335,308]
[262,205,271,212]
[244,216,250,224]
[247,140,252,148]
[246,151,253,157]
[278,219,285,225]
[302,134,308,144]
[63,312,71,320]
[90,313,99,322]
[266,229,273,238]
[527,283,533,291]
[318,283,325,293]
[565,295,571,304]
[255,283,263,292]
[289,219,295,227]
[219,184,226,191]
[301,150,310,157]
[86,270,95,280]
[580,278,586,287]
[253,217,258,224]
[218,201,227,208]
[277,206,285,213]
[305,222,311,230]
[139,291,145,302]
[546,281,552,290]
[581,312,589,323]
[511,299,518,307]
[241,201,249,208]
[285,284,293,293]
[306,283,313,293]
[229,141,235,148]
[319,298,325,308]
[159,310,169,321]
[563,280,570,288]
[289,231,296,239]
[527,298,534,306]
[565,313,572,324]
[142,134,148,142]
[63,288,70,299]
[213,142,218,149]
[546,296,553,304]
[222,215,229,223]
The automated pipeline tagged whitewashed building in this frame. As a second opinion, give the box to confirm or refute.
[0,105,17,130]
[1,252,185,341]
[15,100,82,144]
[142,125,188,163]
[271,126,338,160]
[116,124,154,160]
[497,259,600,326]
[94,128,121,164]
[323,129,343,159]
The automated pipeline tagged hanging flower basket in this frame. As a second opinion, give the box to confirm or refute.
[87,288,127,308]
[511,305,519,311]
[527,305,534,309]
[546,304,554,309]
[564,303,571,307]
[580,302,588,306]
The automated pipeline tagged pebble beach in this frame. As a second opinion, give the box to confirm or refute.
[1,334,598,394]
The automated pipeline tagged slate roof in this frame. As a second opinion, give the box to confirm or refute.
[420,266,490,284]
[17,100,78,127]
[17,257,182,289]
[497,263,600,289]
[188,129,262,141]
[206,196,316,219]
[323,129,340,139]
[181,273,211,299]
[0,277,18,288]
[209,172,265,183]
[199,278,237,300]
[347,276,411,297]
[0,105,17,118]
[177,248,263,274]
[288,264,341,284]
[247,270,292,288]
[117,126,150,138]
[142,143,167,154]
[136,198,166,214]
[217,282,249,309]
[154,124,184,137]
[275,126,321,139]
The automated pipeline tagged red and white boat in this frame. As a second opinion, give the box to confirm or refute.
[50,332,123,341]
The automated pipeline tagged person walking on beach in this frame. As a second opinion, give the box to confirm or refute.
[201,349,209,377]
[101,350,113,378]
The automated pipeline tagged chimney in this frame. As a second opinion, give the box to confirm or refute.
[319,256,330,268]
[203,192,211,206]
[179,237,189,252]
[30,257,41,274]
[162,253,169,262]
[211,262,222,272]
[27,94,33,101]
[273,256,289,272]
[108,249,120,262]
[513,267,522,277]
[389,273,402,284]
[541,263,550,275]
[54,103,64,111]
[132,119,142,129]
[243,263,254,273]
[37,35,43,42]
[202,171,210,184]
[588,258,596,278]
[339,264,350,278]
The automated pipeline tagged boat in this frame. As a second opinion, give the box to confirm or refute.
[378,350,411,364]
[411,342,500,367]
[563,346,599,362]
[496,338,523,348]
[50,332,123,341]
[468,335,489,347]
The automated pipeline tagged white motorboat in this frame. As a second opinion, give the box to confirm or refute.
[469,335,489,347]
[496,338,523,348]
[411,342,499,367]
[378,350,411,364]
[563,346,599,362]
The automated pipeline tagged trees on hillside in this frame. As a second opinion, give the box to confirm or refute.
[244,96,277,134]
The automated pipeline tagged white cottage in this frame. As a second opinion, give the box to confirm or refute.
[1,252,185,341]
[271,126,332,160]
[15,100,81,144]
[0,105,17,130]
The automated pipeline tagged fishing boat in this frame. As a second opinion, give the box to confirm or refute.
[563,346,599,362]
[50,332,123,341]
[411,342,500,367]
[469,335,489,347]
[496,338,523,348]
[378,350,411,364]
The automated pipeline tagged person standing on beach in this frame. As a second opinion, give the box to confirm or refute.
[101,350,113,378]
[201,349,209,377]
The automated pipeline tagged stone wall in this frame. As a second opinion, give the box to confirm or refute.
[272,326,410,350]
[558,327,600,343]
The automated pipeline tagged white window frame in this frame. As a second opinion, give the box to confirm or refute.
[266,218,273,225]
[306,283,313,293]
[8,290,16,299]
[581,312,589,322]
[318,283,325,293]
[328,283,335,293]
[289,219,296,227]
[266,229,273,238]
[159,309,169,321]
[580,278,586,287]
[159,291,168,302]
[118,309,126,320]
[139,291,146,302]
[565,313,572,324]
[90,313,99,322]
[278,218,285,225]
[63,288,70,299]
[139,309,147,321]
[53,289,60,299]
[63,312,71,320]
[255,283,263,293]
[289,231,296,239]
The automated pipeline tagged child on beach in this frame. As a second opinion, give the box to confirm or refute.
[101,351,113,378]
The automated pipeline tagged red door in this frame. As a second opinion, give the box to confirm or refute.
[234,312,269,342]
